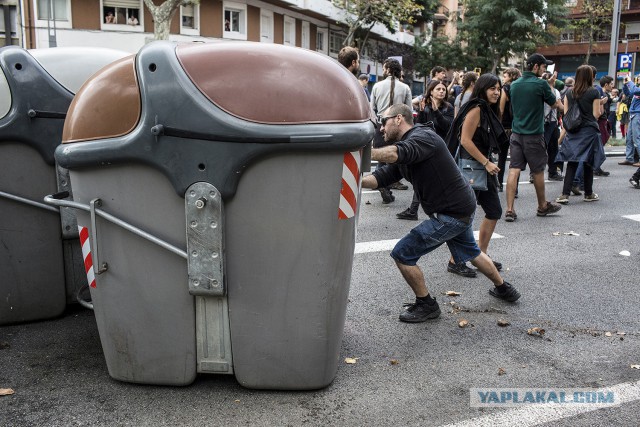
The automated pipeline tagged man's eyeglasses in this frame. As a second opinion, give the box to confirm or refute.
[381,114,399,126]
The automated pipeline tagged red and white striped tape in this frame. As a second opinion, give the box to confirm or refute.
[78,226,96,288]
[338,150,362,219]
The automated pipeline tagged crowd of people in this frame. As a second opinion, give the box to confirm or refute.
[338,46,639,324]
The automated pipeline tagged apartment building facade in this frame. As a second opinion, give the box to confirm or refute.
[7,0,421,83]
[538,0,640,81]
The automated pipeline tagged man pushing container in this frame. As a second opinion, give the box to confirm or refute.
[361,104,521,323]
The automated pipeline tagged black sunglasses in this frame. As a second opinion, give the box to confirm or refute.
[380,114,398,126]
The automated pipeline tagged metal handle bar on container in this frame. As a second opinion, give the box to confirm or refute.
[44,192,188,272]
[0,190,60,213]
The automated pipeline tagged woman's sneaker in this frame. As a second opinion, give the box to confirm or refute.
[555,194,569,205]
[488,281,521,302]
[583,193,599,202]
[399,299,441,323]
[447,261,477,278]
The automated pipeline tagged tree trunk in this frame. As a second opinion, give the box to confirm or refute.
[143,0,186,41]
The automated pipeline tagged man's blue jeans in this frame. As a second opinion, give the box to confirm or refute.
[625,113,640,162]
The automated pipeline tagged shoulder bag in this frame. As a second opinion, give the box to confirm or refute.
[455,145,488,192]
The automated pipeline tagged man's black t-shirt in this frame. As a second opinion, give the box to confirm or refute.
[372,124,476,218]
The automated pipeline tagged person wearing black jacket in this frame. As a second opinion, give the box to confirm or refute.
[362,104,521,323]
[447,74,509,273]
[397,80,454,220]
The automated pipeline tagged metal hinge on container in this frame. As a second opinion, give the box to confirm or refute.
[185,182,225,297]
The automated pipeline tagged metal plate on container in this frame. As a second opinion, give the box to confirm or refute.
[185,182,224,296]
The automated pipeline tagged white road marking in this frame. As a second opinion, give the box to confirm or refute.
[443,379,640,427]
[354,233,503,255]
[354,239,400,254]
[623,214,640,222]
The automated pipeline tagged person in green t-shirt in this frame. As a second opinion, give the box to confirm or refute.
[504,53,563,221]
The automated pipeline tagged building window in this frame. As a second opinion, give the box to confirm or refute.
[102,0,142,28]
[37,0,69,21]
[224,2,247,40]
[283,16,295,46]
[560,30,574,42]
[181,4,199,34]
[260,10,273,43]
[301,21,310,49]
[316,29,327,53]
[329,31,346,55]
[0,4,19,46]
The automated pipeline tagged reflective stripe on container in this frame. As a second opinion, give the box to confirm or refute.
[338,150,361,219]
[78,226,96,288]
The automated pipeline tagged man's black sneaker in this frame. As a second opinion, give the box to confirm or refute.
[399,299,441,323]
[548,174,564,181]
[447,261,477,278]
[396,209,418,220]
[594,168,610,177]
[489,281,521,302]
[492,260,503,271]
[380,188,395,204]
[630,177,640,189]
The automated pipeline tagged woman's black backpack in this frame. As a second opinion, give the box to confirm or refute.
[562,90,582,133]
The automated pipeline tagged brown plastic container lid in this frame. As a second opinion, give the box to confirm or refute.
[62,55,140,143]
[176,42,371,124]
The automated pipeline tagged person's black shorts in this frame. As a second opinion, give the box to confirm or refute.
[509,132,547,173]
[476,173,502,220]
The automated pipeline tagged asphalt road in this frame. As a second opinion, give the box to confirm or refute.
[1,154,639,426]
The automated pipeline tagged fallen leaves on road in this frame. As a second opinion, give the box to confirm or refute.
[344,357,358,364]
[498,368,506,376]
[389,359,399,366]
[0,389,14,396]
[631,365,640,370]
[497,319,510,327]
[527,327,546,337]
[445,291,461,296]
[458,319,469,328]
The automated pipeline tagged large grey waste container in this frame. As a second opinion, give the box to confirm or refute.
[0,47,129,325]
[51,41,374,390]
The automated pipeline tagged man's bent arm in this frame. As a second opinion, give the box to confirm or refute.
[371,145,399,164]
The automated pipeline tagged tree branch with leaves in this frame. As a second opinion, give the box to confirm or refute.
[332,0,423,52]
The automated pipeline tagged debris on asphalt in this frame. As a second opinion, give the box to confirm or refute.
[631,365,640,370]
[458,319,469,328]
[552,231,580,236]
[619,250,631,257]
[605,332,612,337]
[0,342,9,350]
[527,327,546,337]
[498,368,506,376]
[497,319,510,327]
[389,359,399,366]
[445,291,461,296]
[365,201,371,205]
[345,357,358,364]
[0,388,14,396]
